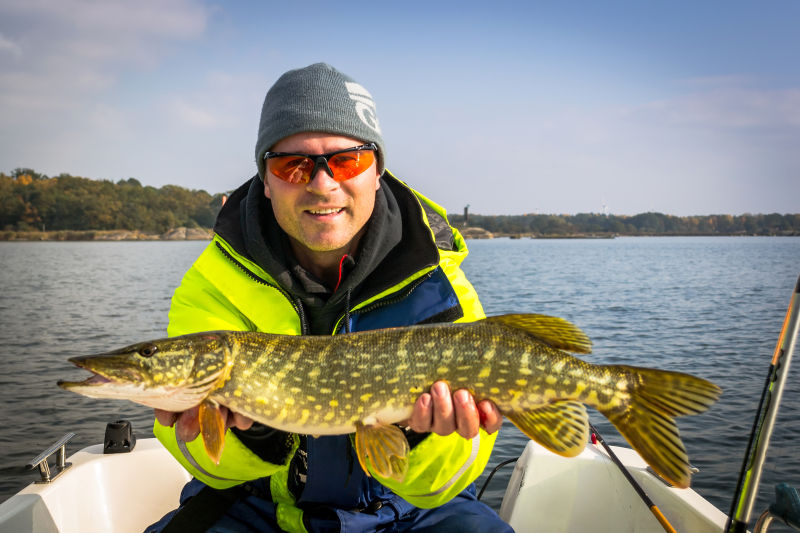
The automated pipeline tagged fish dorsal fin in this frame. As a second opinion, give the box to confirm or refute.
[484,314,592,354]
[505,400,589,457]
[354,422,410,482]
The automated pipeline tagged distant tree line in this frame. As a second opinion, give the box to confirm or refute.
[449,211,800,236]
[1,169,224,233]
[2,169,798,236]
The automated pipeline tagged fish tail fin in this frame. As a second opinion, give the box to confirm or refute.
[601,366,721,489]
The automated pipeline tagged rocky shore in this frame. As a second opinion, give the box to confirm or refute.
[0,227,212,241]
[459,227,616,239]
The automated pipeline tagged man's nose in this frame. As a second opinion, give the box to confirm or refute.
[306,165,339,192]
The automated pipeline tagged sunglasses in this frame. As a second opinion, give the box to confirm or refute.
[264,143,377,184]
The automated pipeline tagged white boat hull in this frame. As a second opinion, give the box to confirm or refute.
[1,437,732,532]
[500,440,729,532]
[0,439,190,533]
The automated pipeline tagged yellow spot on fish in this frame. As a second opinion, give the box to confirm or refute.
[360,393,373,402]
[153,373,163,382]
[520,368,533,376]
[478,367,491,379]
[195,370,206,378]
[436,366,449,374]
[409,386,423,394]
[545,375,557,385]
[233,389,242,397]
[516,379,528,386]
[307,395,316,402]
[387,377,399,384]
[351,371,361,378]
[324,411,335,421]
[330,400,338,407]
[490,387,500,394]
[285,397,295,406]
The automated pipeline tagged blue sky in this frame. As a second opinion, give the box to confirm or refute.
[1,1,798,216]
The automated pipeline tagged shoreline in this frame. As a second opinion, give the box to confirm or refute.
[0,227,212,242]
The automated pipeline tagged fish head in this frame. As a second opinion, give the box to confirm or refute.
[58,331,232,412]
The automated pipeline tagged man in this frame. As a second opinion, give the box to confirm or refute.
[147,63,512,532]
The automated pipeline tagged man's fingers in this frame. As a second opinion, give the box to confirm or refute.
[154,409,178,428]
[230,411,254,431]
[408,392,433,433]
[477,400,503,434]
[430,381,456,435]
[454,389,480,439]
[176,406,201,442]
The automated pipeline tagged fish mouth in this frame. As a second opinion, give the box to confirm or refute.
[57,356,133,389]
[57,373,113,389]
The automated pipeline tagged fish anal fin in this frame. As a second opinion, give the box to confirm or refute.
[198,399,226,465]
[506,400,589,457]
[354,422,410,482]
[484,314,592,354]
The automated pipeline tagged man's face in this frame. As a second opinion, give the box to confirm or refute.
[264,132,381,267]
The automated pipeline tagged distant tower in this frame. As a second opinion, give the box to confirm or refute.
[464,204,470,226]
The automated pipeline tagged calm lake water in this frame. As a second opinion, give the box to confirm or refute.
[1,237,798,530]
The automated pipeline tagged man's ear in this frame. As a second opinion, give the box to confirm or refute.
[264,178,272,199]
[375,171,381,191]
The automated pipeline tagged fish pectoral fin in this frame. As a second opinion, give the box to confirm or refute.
[506,400,589,457]
[354,422,410,482]
[484,314,592,354]
[198,399,226,465]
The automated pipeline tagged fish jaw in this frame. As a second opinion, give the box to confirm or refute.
[58,361,213,412]
[58,332,233,412]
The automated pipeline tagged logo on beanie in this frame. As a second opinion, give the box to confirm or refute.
[345,82,381,135]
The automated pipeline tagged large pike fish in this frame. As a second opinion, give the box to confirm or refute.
[58,314,721,488]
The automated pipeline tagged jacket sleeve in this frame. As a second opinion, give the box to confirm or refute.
[369,258,496,508]
[155,252,296,489]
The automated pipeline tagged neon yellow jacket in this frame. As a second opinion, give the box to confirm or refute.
[154,172,496,531]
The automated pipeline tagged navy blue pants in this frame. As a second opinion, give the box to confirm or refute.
[146,479,513,532]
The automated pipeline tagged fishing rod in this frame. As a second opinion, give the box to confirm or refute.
[589,424,677,533]
[726,275,800,533]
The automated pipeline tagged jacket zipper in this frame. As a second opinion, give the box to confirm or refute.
[334,269,436,334]
[215,241,309,334]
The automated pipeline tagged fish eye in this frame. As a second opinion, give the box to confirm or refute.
[138,344,158,358]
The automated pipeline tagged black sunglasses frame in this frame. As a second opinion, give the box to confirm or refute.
[263,143,377,182]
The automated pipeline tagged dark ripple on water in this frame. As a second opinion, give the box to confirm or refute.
[2,237,799,530]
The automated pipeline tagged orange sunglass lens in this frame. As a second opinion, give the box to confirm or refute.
[328,150,375,181]
[267,156,313,184]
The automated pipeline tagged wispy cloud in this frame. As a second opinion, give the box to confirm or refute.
[632,86,800,129]
[0,32,22,57]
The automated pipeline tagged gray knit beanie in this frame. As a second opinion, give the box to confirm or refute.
[255,63,385,180]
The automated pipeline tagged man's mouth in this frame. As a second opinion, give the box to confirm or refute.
[306,207,344,216]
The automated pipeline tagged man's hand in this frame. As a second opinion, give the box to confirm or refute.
[407,381,503,438]
[154,406,254,442]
